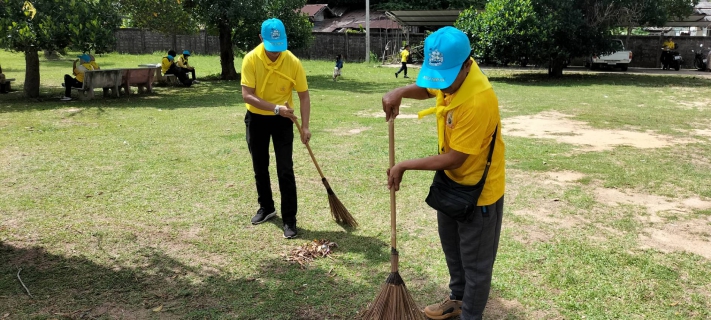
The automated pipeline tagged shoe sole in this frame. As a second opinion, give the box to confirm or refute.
[283,233,298,239]
[251,211,276,225]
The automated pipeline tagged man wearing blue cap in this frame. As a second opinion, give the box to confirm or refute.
[383,26,505,320]
[176,50,199,84]
[62,53,100,101]
[241,18,311,239]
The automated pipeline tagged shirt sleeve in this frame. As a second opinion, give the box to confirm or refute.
[240,54,256,88]
[448,104,492,156]
[293,61,308,92]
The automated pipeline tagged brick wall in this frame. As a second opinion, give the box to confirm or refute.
[114,29,220,55]
[570,36,711,68]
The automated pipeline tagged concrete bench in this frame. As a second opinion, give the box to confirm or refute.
[138,64,162,83]
[71,70,122,100]
[120,67,156,95]
[1,78,15,91]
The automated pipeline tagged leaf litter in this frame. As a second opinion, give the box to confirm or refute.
[286,239,338,268]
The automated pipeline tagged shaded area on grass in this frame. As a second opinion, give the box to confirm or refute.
[488,72,711,88]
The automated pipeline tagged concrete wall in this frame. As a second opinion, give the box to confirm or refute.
[114,29,423,63]
[570,36,711,68]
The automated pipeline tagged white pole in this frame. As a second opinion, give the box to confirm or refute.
[366,0,370,62]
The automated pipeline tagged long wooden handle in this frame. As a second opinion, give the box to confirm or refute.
[293,118,325,179]
[388,119,396,253]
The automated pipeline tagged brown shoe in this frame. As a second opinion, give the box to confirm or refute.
[424,297,462,319]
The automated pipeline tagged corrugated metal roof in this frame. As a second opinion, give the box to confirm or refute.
[385,10,461,27]
[300,4,330,17]
[313,10,401,32]
[664,1,711,27]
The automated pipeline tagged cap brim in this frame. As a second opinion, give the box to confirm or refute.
[264,40,287,52]
[416,63,460,90]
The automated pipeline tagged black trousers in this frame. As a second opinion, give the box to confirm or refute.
[64,75,83,97]
[180,67,196,80]
[165,64,192,86]
[438,195,504,320]
[396,62,408,76]
[244,111,298,225]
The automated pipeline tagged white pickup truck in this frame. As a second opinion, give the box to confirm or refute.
[586,39,633,71]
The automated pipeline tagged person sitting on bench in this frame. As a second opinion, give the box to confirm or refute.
[61,54,99,101]
[176,50,199,84]
[162,50,192,87]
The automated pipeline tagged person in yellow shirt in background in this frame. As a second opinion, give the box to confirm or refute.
[661,37,676,69]
[176,50,199,84]
[383,27,505,320]
[662,37,675,50]
[162,50,192,86]
[241,18,311,239]
[395,44,410,78]
[62,54,99,101]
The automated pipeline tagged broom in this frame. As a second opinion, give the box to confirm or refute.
[293,118,358,227]
[361,119,424,320]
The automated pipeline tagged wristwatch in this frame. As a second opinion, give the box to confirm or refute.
[274,106,281,115]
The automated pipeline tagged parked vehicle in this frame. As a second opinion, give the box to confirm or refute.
[692,44,707,71]
[586,39,633,71]
[661,44,682,71]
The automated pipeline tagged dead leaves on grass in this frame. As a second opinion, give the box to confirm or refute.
[286,239,337,268]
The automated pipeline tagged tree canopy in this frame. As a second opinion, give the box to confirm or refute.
[119,0,198,35]
[455,0,698,76]
[0,0,121,97]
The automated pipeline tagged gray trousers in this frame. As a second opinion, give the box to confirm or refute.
[437,195,504,320]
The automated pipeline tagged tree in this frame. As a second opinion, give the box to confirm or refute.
[119,0,198,35]
[306,0,486,10]
[0,0,121,97]
[184,0,312,80]
[614,0,699,46]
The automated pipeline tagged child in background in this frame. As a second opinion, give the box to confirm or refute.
[333,54,343,81]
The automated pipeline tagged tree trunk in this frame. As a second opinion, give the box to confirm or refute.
[218,20,238,80]
[548,57,565,77]
[24,50,41,98]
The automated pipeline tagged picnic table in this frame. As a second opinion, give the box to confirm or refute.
[139,64,178,85]
[1,78,15,92]
[72,69,122,100]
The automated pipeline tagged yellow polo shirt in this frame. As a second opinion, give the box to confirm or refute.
[176,55,190,69]
[74,61,99,83]
[425,59,505,206]
[401,49,409,63]
[161,56,172,74]
[241,43,308,115]
[663,40,675,50]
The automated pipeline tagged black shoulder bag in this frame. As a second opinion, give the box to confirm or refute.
[425,125,498,222]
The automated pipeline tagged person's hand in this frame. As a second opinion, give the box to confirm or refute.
[387,163,405,191]
[276,105,296,121]
[382,89,402,122]
[300,127,311,144]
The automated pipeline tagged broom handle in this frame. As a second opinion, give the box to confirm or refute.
[293,118,326,179]
[388,119,397,255]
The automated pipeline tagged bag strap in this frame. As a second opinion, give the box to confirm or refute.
[476,124,498,185]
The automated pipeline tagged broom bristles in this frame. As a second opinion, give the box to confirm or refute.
[322,178,358,227]
[361,272,425,320]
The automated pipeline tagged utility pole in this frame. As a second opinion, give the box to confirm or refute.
[366,0,370,62]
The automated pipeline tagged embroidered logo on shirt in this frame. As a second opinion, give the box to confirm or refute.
[429,50,444,67]
[446,111,454,129]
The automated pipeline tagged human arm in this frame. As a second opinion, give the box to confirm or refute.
[382,83,434,121]
[387,150,469,191]
[296,90,311,144]
[72,59,79,76]
[241,85,295,120]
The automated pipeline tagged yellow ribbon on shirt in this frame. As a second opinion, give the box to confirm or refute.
[417,94,459,154]
[255,43,296,99]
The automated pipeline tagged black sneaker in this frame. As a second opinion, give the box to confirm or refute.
[251,208,276,225]
[394,72,398,78]
[403,75,409,78]
[283,223,297,239]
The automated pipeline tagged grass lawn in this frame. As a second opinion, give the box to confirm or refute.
[1,50,711,319]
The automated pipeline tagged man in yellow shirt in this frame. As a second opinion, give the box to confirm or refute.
[62,54,100,101]
[383,27,505,320]
[241,18,311,239]
[162,50,192,86]
[395,44,410,78]
[176,50,200,84]
[0,64,8,94]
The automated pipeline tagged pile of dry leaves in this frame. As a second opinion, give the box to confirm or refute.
[286,239,338,268]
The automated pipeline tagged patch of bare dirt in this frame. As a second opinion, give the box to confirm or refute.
[674,99,711,111]
[326,127,371,136]
[639,217,711,260]
[544,171,586,185]
[594,188,711,217]
[694,129,711,138]
[355,110,419,119]
[503,111,691,151]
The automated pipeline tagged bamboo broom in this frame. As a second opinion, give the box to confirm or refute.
[293,119,358,227]
[361,119,424,320]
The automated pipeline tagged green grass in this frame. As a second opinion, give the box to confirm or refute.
[2,50,711,319]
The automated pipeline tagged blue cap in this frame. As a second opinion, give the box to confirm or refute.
[167,55,174,61]
[416,27,472,90]
[182,50,190,56]
[261,18,287,52]
[78,54,91,63]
